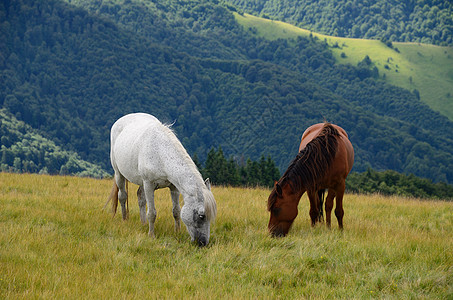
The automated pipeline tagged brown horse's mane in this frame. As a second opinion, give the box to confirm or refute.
[268,123,339,211]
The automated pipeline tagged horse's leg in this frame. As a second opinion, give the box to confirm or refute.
[115,172,128,220]
[137,186,147,224]
[334,182,346,230]
[143,181,157,237]
[325,189,336,228]
[169,185,181,232]
[317,189,325,223]
[307,190,319,227]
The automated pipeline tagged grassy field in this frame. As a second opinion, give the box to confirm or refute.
[235,13,453,121]
[1,172,452,298]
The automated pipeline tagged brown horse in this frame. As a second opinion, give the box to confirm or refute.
[267,123,354,237]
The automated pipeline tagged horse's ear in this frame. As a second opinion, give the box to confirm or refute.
[275,182,282,197]
[205,178,211,191]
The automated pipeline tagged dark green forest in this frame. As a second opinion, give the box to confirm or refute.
[225,0,453,45]
[1,0,453,190]
[197,147,281,187]
[346,169,453,200]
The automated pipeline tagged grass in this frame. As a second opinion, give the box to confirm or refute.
[234,13,453,121]
[1,172,452,298]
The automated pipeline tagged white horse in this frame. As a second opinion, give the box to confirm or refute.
[107,113,216,246]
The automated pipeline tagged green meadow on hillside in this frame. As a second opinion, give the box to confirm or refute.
[1,173,452,298]
[235,13,453,121]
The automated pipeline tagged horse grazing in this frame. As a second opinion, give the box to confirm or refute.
[267,123,354,237]
[107,113,217,246]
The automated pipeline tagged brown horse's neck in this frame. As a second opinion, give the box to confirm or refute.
[283,179,306,203]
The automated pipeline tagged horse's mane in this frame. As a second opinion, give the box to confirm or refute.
[268,123,339,211]
[203,188,217,221]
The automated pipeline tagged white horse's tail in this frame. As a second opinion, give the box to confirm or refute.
[104,179,129,219]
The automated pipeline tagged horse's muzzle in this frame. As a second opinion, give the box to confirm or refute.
[269,223,290,238]
[270,228,287,238]
[194,232,208,247]
[197,237,207,247]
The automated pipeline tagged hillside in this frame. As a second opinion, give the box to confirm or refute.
[235,13,453,121]
[1,173,452,298]
[225,0,453,46]
[0,109,108,177]
[1,0,453,184]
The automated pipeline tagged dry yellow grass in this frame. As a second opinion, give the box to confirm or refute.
[1,172,452,298]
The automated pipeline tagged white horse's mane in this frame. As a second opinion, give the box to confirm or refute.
[203,186,217,221]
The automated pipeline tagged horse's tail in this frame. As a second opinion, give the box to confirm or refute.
[104,179,129,218]
[104,179,119,216]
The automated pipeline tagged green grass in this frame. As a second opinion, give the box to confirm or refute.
[1,172,452,298]
[235,13,453,121]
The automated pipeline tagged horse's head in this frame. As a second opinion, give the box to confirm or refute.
[267,181,301,237]
[181,179,216,247]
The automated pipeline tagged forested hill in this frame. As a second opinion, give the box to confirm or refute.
[225,0,453,46]
[0,109,108,177]
[1,0,453,184]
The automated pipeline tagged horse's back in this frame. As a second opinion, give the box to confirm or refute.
[300,123,354,178]
[111,113,162,155]
[111,113,160,140]
[300,123,325,149]
[110,113,166,184]
[300,123,348,149]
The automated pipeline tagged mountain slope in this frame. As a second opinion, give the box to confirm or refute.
[235,13,453,121]
[1,0,453,184]
[225,0,453,46]
[0,109,108,177]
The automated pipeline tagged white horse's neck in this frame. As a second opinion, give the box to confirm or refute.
[170,161,205,198]
[161,131,205,199]
[161,133,216,221]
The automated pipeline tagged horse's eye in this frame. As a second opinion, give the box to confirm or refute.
[199,214,206,221]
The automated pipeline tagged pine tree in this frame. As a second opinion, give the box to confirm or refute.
[200,148,280,187]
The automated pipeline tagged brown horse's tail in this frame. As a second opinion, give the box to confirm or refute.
[104,179,129,218]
